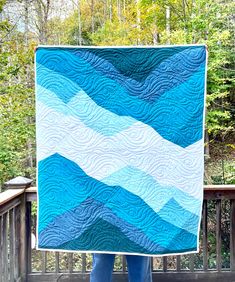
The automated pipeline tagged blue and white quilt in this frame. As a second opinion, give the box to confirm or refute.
[36,45,207,255]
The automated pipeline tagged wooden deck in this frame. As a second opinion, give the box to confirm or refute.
[1,184,235,281]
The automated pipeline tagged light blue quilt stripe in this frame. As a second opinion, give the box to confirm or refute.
[36,80,136,136]
[102,166,201,218]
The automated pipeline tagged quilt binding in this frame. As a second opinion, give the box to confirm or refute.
[35,44,208,257]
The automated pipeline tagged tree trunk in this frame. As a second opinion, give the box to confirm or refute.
[117,0,121,22]
[204,130,210,159]
[166,6,170,44]
[91,0,94,33]
[182,0,187,36]
[103,0,107,23]
[152,1,158,45]
[77,0,82,45]
[24,0,29,46]
[109,0,112,21]
[191,0,196,43]
[136,0,141,45]
[35,0,51,44]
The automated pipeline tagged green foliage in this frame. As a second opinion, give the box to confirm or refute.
[0,1,233,273]
[0,0,233,273]
[0,0,234,188]
[0,33,35,187]
[205,157,235,185]
[0,0,6,13]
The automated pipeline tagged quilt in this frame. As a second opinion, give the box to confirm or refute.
[35,45,207,256]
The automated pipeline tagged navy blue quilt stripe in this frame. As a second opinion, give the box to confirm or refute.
[39,198,166,253]
[45,218,150,253]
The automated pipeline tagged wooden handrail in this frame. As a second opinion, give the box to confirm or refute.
[204,184,235,190]
[0,188,25,205]
[25,185,235,192]
[1,185,235,206]
[25,187,37,193]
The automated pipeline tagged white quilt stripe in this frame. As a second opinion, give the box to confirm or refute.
[37,101,204,200]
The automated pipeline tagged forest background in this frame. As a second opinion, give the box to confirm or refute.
[0,0,234,189]
[0,0,234,271]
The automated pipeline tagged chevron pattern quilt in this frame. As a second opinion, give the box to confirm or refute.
[36,46,207,255]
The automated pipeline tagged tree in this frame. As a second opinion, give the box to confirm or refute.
[0,0,35,189]
[0,0,234,188]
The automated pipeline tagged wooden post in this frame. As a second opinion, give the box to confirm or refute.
[68,253,73,273]
[216,200,222,272]
[122,255,127,273]
[189,254,194,272]
[55,252,60,273]
[20,193,27,281]
[15,205,21,280]
[2,213,8,282]
[230,200,235,271]
[4,176,32,281]
[203,200,208,271]
[26,202,32,274]
[42,252,47,273]
[163,256,167,272]
[0,216,2,282]
[82,253,86,273]
[9,208,15,281]
[176,256,181,271]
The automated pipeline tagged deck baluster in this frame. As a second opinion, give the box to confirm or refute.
[1,182,235,281]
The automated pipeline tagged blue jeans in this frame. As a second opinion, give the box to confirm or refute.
[90,253,152,282]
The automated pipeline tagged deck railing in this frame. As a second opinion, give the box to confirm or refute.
[0,180,235,282]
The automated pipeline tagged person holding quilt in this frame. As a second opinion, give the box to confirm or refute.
[90,253,152,282]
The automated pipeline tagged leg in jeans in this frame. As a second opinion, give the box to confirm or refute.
[90,253,115,282]
[126,255,152,282]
